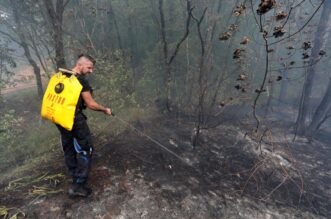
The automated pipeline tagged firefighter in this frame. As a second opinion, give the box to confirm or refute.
[56,54,112,197]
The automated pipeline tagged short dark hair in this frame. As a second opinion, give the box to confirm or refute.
[78,54,96,65]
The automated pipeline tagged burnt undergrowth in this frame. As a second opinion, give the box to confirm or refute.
[95,111,331,218]
[1,110,330,218]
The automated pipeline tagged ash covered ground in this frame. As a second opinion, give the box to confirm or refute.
[1,113,330,219]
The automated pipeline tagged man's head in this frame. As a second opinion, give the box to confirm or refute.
[74,54,96,75]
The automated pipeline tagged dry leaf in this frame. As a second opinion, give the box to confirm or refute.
[233,48,245,59]
[276,11,287,21]
[237,74,247,81]
[273,26,286,38]
[257,0,276,15]
[234,3,246,16]
[302,42,311,50]
[302,52,310,59]
[219,32,232,41]
[228,24,239,31]
[240,36,250,45]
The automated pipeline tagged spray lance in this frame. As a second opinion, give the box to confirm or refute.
[59,68,193,169]
[102,105,195,169]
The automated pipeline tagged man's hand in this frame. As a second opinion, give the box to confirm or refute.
[103,108,112,116]
[81,91,113,116]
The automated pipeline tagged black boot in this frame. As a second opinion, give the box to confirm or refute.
[68,183,92,197]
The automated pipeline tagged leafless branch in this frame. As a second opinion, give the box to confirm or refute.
[270,0,325,46]
[0,30,21,46]
[167,1,194,65]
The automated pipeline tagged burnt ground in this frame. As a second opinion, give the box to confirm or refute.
[1,114,331,219]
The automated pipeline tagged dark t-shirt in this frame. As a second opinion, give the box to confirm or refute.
[76,75,93,113]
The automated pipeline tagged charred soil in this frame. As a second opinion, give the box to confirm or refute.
[1,114,330,218]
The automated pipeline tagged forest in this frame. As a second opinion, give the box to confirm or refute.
[0,0,330,218]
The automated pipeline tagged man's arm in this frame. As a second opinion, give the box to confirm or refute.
[81,91,112,115]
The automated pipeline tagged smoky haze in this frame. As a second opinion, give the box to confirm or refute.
[0,0,330,218]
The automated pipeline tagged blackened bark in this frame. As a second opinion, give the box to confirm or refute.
[125,0,138,64]
[108,1,124,53]
[158,0,169,107]
[158,0,193,112]
[12,0,43,97]
[278,69,288,105]
[192,8,207,147]
[55,0,66,68]
[40,0,66,69]
[306,78,331,138]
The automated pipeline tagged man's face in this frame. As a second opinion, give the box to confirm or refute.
[80,60,94,75]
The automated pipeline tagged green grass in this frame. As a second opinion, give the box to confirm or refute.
[0,88,57,181]
[0,87,154,183]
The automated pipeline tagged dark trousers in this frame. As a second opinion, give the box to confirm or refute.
[56,113,93,184]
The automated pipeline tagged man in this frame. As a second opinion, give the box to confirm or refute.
[56,54,112,197]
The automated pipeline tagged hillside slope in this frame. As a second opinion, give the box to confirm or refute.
[1,115,330,219]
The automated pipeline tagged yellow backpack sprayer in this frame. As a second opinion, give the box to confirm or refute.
[41,68,82,131]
